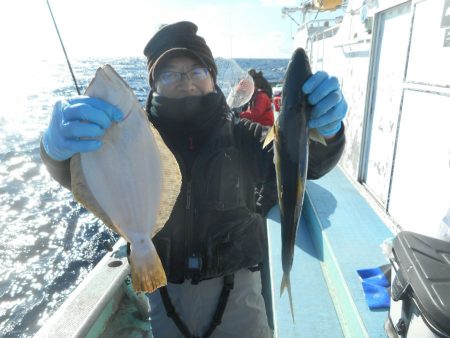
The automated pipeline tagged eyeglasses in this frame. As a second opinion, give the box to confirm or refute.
[157,67,210,87]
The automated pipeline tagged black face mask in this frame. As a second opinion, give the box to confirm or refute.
[148,88,229,133]
[153,94,204,123]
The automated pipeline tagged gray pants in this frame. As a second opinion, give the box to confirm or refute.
[148,268,272,338]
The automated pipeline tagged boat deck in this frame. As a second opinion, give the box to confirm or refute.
[35,166,393,337]
[268,214,344,337]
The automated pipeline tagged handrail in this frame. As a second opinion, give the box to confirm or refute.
[334,38,371,47]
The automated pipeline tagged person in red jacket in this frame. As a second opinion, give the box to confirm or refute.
[272,85,282,115]
[240,69,274,126]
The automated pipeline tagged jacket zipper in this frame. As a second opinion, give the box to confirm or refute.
[186,181,192,210]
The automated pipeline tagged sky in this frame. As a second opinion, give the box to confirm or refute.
[0,0,303,66]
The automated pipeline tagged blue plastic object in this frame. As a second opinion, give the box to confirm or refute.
[361,281,390,310]
[302,71,348,137]
[357,267,390,287]
[357,265,391,310]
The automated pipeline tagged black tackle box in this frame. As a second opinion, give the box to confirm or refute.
[386,231,450,337]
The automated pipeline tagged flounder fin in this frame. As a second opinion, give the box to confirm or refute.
[309,128,327,146]
[150,122,182,238]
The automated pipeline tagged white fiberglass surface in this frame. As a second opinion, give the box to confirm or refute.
[406,0,450,87]
[388,90,450,236]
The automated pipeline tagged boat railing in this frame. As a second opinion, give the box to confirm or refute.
[309,23,342,41]
[296,18,343,54]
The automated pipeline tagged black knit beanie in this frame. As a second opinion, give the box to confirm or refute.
[143,21,218,88]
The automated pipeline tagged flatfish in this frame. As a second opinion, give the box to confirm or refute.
[70,65,181,292]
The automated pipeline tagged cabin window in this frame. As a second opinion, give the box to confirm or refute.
[361,0,450,235]
[360,1,412,206]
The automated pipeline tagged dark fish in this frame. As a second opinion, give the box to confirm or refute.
[264,48,324,321]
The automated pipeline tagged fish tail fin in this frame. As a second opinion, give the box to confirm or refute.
[129,240,167,292]
[280,273,296,323]
[263,126,275,149]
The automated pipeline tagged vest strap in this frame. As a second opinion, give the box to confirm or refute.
[159,274,235,338]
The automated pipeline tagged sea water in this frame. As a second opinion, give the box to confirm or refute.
[0,57,288,337]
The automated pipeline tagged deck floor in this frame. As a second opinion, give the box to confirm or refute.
[305,168,392,337]
[267,211,344,338]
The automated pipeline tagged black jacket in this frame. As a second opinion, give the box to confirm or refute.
[40,99,345,284]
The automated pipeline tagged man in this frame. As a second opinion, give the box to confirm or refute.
[41,21,347,338]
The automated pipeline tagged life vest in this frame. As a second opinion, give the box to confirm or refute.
[151,116,269,284]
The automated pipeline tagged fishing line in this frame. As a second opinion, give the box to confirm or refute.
[45,0,81,95]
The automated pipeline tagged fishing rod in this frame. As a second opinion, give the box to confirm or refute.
[45,0,81,95]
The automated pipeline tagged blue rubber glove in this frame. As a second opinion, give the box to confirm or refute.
[43,96,124,161]
[302,71,348,138]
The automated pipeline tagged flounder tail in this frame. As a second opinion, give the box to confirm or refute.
[129,239,167,292]
[280,272,295,323]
